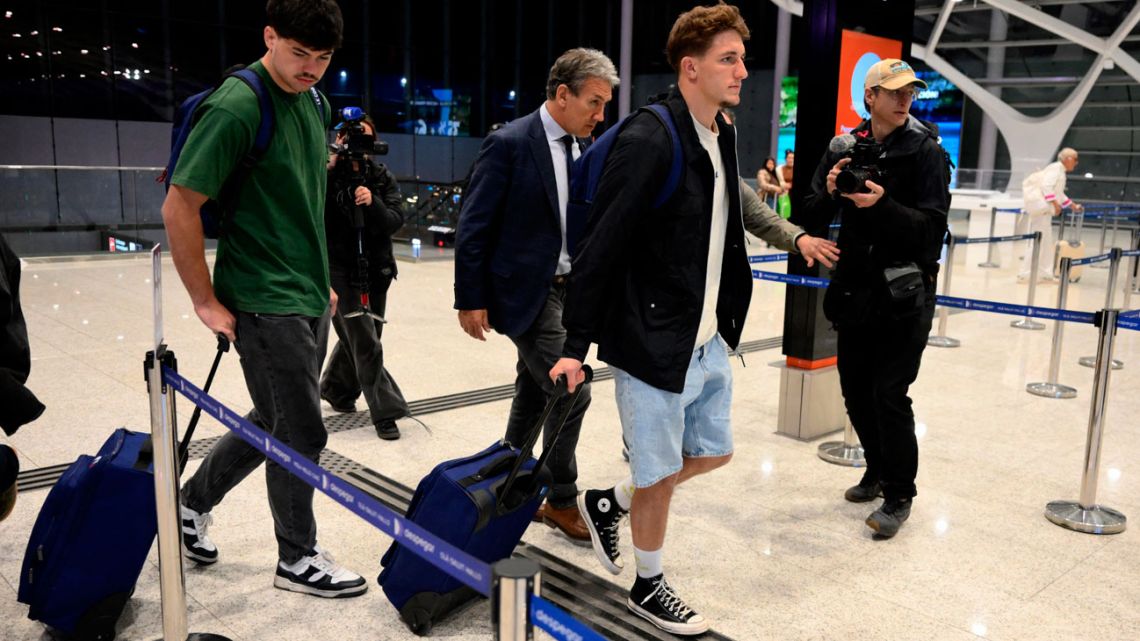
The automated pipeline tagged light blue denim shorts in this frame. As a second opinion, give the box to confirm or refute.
[612,335,734,488]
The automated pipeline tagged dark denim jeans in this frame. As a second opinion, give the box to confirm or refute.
[504,284,590,509]
[182,310,330,564]
[321,266,409,425]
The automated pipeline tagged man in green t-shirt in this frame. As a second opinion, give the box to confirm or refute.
[162,0,366,598]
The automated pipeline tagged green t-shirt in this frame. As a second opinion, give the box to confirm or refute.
[171,60,331,317]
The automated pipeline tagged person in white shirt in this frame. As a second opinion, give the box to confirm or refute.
[1019,148,1082,282]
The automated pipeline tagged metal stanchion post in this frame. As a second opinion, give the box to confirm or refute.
[147,246,232,641]
[1044,309,1127,535]
[817,417,865,466]
[979,206,1000,268]
[1012,231,1047,330]
[1079,248,1124,370]
[928,235,961,347]
[1126,228,1135,296]
[492,558,540,641]
[1027,257,1078,399]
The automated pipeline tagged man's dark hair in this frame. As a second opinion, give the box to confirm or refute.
[266,0,344,51]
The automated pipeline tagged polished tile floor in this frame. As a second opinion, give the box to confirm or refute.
[2,212,1139,641]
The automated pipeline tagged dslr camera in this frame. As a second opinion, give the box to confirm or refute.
[329,106,389,160]
[835,136,885,195]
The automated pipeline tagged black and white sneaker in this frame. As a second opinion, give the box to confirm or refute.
[627,573,709,636]
[273,548,367,598]
[181,505,217,565]
[577,488,626,575]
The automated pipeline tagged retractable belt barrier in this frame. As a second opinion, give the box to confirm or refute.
[748,253,790,264]
[160,365,614,640]
[532,597,609,641]
[1072,252,1113,267]
[750,269,1139,330]
[955,232,1037,245]
[160,366,494,596]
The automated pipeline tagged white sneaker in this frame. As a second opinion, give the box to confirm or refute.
[274,548,367,598]
[180,505,217,565]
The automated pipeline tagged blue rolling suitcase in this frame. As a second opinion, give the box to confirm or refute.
[17,339,228,641]
[378,369,591,635]
[18,429,158,640]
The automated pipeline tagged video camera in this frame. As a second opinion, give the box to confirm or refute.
[329,106,389,160]
[832,134,886,195]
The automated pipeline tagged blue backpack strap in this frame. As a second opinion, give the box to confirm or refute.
[309,87,328,125]
[644,103,683,208]
[228,68,275,162]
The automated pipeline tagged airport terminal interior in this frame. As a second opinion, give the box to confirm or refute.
[3,1,1140,640]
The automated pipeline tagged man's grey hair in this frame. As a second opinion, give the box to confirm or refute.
[1058,147,1078,161]
[546,48,620,99]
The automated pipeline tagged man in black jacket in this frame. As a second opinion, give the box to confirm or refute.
[320,116,410,440]
[550,4,751,635]
[806,58,950,538]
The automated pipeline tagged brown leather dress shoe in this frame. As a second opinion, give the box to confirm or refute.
[538,503,591,546]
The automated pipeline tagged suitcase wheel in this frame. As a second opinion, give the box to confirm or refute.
[71,591,131,641]
[401,605,434,636]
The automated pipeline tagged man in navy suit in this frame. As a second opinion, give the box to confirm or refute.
[454,48,619,544]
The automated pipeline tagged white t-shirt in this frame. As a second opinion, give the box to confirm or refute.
[692,114,728,348]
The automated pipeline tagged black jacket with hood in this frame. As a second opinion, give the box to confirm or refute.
[803,116,950,288]
[561,89,753,393]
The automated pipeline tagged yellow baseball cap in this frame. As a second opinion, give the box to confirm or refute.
[864,59,927,91]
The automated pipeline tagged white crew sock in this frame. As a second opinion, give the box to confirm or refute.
[614,477,635,511]
[633,546,663,579]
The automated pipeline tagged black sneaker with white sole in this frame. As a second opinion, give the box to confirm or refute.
[273,548,367,598]
[627,573,709,636]
[578,488,626,575]
[181,505,217,565]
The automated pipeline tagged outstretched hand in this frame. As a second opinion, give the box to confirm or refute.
[796,235,840,268]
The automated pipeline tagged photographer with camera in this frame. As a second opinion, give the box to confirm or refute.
[320,108,410,441]
[804,58,950,538]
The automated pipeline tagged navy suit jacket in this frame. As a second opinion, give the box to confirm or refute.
[454,108,580,338]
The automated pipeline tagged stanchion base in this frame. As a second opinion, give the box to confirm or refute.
[154,634,234,641]
[1026,382,1078,399]
[977,261,1000,268]
[1077,356,1123,370]
[927,336,961,348]
[1044,501,1127,535]
[1010,319,1046,330]
[817,441,865,467]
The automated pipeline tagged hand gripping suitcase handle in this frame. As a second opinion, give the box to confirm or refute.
[497,365,594,511]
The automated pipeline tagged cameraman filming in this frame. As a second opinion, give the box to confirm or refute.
[804,59,950,538]
[320,109,410,440]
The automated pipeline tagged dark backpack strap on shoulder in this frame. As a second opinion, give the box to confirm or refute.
[309,87,328,124]
[213,69,275,233]
[644,103,683,208]
[229,68,275,162]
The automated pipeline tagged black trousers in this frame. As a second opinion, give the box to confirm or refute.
[182,311,330,563]
[836,297,935,501]
[321,266,409,426]
[504,284,590,509]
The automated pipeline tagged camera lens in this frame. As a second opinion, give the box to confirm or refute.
[835,168,864,194]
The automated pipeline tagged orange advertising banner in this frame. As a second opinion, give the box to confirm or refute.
[834,30,903,135]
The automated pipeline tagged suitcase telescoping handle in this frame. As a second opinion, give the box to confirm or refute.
[496,365,594,511]
[176,334,230,474]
